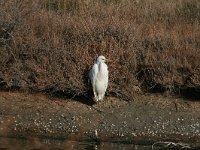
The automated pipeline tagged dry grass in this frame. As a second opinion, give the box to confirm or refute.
[0,0,200,100]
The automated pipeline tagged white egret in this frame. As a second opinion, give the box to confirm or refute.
[89,55,109,102]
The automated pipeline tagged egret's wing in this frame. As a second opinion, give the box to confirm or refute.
[89,63,98,87]
[105,70,108,90]
[104,69,109,92]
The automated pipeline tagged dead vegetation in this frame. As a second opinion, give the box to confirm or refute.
[0,0,200,100]
[152,141,194,150]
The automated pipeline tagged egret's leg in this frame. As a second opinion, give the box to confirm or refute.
[94,91,98,101]
[98,93,104,101]
[92,83,98,101]
[98,95,101,101]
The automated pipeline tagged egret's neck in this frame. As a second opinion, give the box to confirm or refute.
[98,62,105,72]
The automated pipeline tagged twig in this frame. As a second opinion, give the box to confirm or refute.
[152,141,193,150]
[91,105,103,113]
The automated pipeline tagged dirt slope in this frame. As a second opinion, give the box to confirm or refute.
[0,92,200,147]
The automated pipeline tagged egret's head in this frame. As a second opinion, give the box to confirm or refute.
[97,55,106,63]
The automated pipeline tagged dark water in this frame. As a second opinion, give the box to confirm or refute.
[0,137,155,150]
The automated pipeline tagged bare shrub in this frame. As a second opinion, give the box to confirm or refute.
[0,0,200,100]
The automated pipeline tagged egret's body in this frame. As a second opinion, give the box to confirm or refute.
[89,56,109,102]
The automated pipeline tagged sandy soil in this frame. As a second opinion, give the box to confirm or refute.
[0,91,200,148]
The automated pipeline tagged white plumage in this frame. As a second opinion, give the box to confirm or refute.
[89,55,109,102]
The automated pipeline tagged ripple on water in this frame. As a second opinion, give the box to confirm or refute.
[0,137,157,150]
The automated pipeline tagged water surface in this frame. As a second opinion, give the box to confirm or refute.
[0,137,156,150]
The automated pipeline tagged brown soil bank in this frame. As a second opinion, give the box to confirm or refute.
[0,92,200,148]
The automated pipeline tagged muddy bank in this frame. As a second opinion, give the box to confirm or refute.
[0,92,200,147]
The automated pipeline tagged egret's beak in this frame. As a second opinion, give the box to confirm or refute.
[106,59,111,62]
